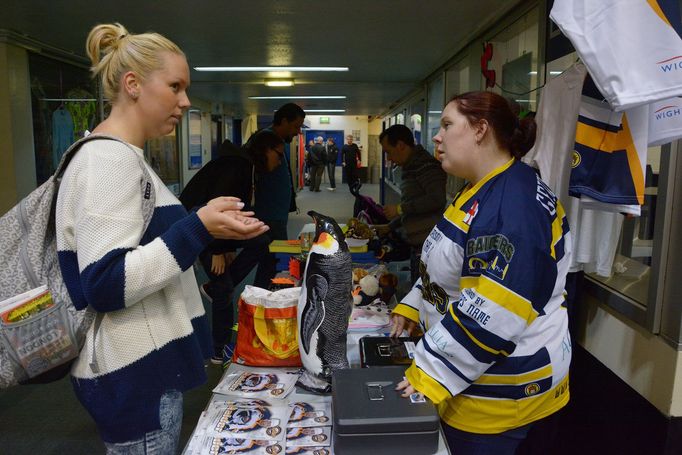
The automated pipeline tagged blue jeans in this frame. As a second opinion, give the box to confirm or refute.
[104,390,183,455]
[442,421,532,455]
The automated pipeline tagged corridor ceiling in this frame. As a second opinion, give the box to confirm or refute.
[2,0,524,117]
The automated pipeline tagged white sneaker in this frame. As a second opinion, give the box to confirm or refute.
[327,187,336,191]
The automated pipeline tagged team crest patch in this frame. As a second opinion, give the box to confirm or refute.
[463,200,479,226]
[525,383,541,396]
[571,150,581,168]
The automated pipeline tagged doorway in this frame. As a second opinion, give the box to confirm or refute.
[305,129,345,165]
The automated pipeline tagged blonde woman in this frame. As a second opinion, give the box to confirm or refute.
[56,23,268,453]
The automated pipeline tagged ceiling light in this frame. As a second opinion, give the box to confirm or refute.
[194,66,349,72]
[305,109,346,113]
[249,95,347,100]
[264,79,294,87]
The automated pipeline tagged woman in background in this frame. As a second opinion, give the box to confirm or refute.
[180,130,284,363]
[56,22,267,453]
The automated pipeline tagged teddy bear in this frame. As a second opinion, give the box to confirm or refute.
[352,274,380,307]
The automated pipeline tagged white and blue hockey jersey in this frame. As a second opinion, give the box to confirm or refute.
[551,0,682,111]
[393,159,572,434]
[569,75,648,215]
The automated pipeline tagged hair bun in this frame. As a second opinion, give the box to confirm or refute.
[509,116,537,159]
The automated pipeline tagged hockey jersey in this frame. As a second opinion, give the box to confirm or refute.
[569,75,648,216]
[393,159,572,434]
[551,0,682,111]
[649,96,682,146]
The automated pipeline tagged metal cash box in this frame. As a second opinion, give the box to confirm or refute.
[332,366,440,455]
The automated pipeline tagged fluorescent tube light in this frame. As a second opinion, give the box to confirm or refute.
[265,80,294,87]
[194,66,349,72]
[249,96,347,100]
[304,109,346,113]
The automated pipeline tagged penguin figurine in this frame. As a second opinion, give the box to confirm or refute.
[297,211,353,393]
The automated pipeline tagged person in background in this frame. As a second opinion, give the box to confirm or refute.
[308,136,326,192]
[391,91,571,455]
[324,137,338,191]
[179,130,284,364]
[305,139,315,189]
[378,124,446,283]
[56,22,268,453]
[341,134,360,189]
[246,103,305,280]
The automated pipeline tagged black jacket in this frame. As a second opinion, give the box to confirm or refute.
[342,143,360,167]
[179,145,253,253]
[325,143,339,164]
[309,143,326,166]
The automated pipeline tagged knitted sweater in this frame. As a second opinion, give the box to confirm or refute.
[55,138,213,443]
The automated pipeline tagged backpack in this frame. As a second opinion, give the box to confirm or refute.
[0,134,156,388]
[350,181,388,225]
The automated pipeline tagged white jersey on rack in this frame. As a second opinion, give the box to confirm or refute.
[649,96,682,146]
[524,62,624,277]
[550,0,682,111]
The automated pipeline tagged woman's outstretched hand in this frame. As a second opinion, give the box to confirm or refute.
[197,197,269,240]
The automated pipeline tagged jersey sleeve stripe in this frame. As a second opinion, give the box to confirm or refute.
[463,376,554,400]
[436,218,468,248]
[448,307,511,357]
[485,348,551,375]
[422,337,475,384]
[622,115,646,205]
[439,311,501,364]
[460,276,539,325]
[477,364,553,385]
[405,364,454,404]
[446,305,517,359]
[392,303,420,324]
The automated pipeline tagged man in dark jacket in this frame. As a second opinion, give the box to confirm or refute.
[341,134,361,189]
[324,137,339,191]
[379,124,447,283]
[308,136,326,192]
[180,133,282,363]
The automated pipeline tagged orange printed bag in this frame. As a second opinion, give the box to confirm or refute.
[232,285,302,367]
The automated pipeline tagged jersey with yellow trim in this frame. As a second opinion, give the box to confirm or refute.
[551,0,682,111]
[393,158,572,434]
[569,74,648,216]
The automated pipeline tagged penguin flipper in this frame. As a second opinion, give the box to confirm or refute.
[300,274,328,354]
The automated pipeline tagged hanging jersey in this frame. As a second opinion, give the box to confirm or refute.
[649,96,682,146]
[393,159,572,434]
[525,63,625,277]
[524,62,587,204]
[567,197,624,276]
[550,0,682,111]
[569,75,648,216]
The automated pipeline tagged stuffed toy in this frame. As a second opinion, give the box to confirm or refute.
[352,267,369,284]
[378,273,399,304]
[352,274,380,307]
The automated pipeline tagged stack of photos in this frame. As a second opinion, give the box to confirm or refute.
[186,366,335,454]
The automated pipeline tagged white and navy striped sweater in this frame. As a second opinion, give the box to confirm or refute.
[55,138,213,443]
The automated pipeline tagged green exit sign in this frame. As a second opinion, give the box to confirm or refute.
[319,117,330,124]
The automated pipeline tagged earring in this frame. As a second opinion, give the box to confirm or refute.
[130,92,139,100]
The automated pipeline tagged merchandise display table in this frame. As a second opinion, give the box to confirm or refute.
[183,329,451,454]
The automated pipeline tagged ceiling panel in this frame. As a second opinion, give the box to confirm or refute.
[2,0,523,116]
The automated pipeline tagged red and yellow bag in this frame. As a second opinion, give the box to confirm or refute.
[232,285,302,367]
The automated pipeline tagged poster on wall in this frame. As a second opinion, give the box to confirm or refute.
[352,129,361,142]
[188,109,202,170]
